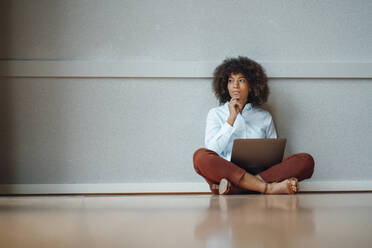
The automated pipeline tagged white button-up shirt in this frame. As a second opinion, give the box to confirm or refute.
[205,102,277,161]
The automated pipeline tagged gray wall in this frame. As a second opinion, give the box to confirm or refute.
[1,0,371,61]
[1,0,372,186]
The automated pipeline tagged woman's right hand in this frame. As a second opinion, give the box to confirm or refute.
[227,97,242,126]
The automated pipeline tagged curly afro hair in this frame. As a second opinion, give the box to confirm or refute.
[212,56,269,106]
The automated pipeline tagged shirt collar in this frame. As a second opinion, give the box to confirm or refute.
[243,103,253,113]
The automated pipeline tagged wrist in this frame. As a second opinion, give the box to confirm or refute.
[227,115,237,126]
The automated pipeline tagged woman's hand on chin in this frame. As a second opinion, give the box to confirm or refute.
[227,97,243,126]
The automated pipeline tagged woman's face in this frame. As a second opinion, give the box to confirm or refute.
[227,73,250,104]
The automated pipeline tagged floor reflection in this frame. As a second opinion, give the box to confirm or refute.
[2,194,372,248]
[194,195,315,248]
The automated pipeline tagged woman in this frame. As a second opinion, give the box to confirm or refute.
[193,56,315,195]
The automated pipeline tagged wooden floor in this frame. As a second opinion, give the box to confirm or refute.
[1,193,371,248]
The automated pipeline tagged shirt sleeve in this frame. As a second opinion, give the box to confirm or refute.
[204,109,244,155]
[266,113,278,138]
[204,109,233,155]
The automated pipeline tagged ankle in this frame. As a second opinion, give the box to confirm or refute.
[265,183,276,194]
[262,182,269,194]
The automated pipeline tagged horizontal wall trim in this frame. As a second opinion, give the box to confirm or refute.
[1,60,372,78]
[1,181,372,194]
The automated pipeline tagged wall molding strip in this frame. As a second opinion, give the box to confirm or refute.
[0,181,372,194]
[1,60,372,78]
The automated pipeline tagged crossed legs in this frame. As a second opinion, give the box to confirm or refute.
[193,148,315,194]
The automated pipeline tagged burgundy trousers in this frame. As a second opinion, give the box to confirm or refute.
[193,148,315,194]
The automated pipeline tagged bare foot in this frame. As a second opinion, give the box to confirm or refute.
[265,178,298,194]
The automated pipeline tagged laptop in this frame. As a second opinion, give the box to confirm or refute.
[230,138,287,174]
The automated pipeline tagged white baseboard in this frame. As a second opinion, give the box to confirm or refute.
[0,183,210,195]
[299,180,372,192]
[0,181,372,194]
